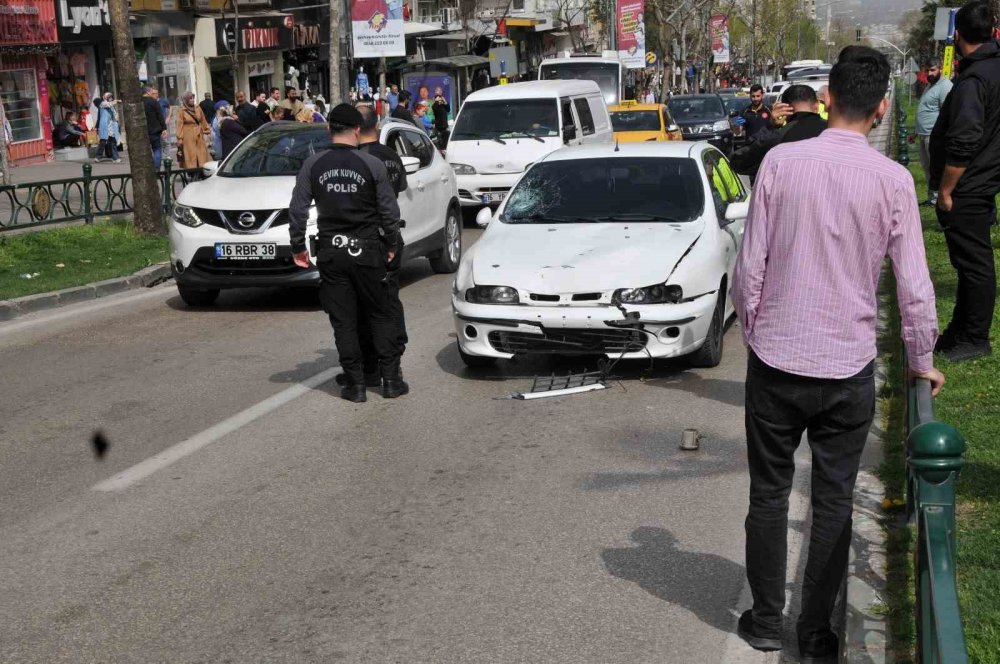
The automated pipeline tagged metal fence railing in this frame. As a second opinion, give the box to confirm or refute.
[0,158,202,232]
[904,359,969,664]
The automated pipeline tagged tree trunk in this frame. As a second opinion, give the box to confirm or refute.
[329,0,343,103]
[108,0,163,236]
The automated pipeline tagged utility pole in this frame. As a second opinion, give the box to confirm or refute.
[329,0,344,102]
[108,0,163,235]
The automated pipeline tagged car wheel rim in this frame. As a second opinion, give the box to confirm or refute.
[446,212,460,263]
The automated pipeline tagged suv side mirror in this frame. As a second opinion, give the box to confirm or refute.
[666,124,679,133]
[475,207,493,228]
[724,200,750,223]
[401,155,421,174]
[202,161,219,177]
[562,124,577,144]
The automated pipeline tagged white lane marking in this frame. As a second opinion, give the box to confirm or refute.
[0,285,171,337]
[92,366,340,492]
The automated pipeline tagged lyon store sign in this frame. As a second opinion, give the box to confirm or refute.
[56,0,111,41]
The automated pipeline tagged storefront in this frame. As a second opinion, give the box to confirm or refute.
[279,3,328,101]
[0,0,58,166]
[131,11,197,109]
[193,12,292,103]
[51,0,113,131]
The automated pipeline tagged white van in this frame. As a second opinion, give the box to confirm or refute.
[447,80,613,208]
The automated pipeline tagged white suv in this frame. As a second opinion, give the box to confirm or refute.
[169,120,462,306]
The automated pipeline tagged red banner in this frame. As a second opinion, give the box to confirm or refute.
[0,0,58,46]
[616,0,645,69]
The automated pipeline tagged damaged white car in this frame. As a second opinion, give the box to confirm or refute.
[452,141,749,368]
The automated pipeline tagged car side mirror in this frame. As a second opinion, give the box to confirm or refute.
[724,200,750,223]
[202,160,219,177]
[401,155,421,174]
[666,124,679,133]
[562,124,577,143]
[728,110,739,118]
[475,207,493,228]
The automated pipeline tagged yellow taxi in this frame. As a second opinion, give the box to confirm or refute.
[607,100,684,143]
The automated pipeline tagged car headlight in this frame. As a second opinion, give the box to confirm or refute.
[172,204,203,228]
[614,284,683,305]
[713,120,731,132]
[465,285,520,305]
[451,163,476,175]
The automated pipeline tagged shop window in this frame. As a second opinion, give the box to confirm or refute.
[0,70,41,143]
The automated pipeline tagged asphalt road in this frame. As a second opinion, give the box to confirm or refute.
[0,228,814,663]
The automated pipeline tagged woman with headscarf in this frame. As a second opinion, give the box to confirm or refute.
[175,91,211,168]
[218,105,248,161]
[96,92,122,163]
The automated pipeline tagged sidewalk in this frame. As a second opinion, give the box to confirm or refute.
[5,157,134,185]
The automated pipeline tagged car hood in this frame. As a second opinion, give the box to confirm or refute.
[614,130,663,143]
[673,116,725,126]
[175,174,295,210]
[447,137,562,175]
[472,222,703,293]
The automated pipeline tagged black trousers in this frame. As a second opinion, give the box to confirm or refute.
[319,254,405,383]
[744,351,875,639]
[353,271,408,375]
[936,195,997,345]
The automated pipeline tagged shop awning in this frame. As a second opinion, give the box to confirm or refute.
[131,12,196,38]
[424,55,490,69]
[404,21,445,37]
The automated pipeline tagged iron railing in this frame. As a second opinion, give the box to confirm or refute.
[0,159,202,232]
[904,357,969,663]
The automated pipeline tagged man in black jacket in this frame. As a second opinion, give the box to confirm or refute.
[234,90,260,131]
[391,90,416,125]
[288,104,407,402]
[142,85,168,170]
[730,85,827,182]
[930,0,1000,362]
[740,84,773,141]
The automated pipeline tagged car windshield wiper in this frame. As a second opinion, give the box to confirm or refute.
[505,212,597,224]
[504,131,545,144]
[594,213,684,222]
[454,132,506,145]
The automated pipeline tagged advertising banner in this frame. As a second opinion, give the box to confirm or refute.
[351,0,405,58]
[616,0,645,70]
[709,14,730,64]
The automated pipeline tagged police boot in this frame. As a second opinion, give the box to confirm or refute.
[335,369,380,388]
[341,383,367,403]
[381,370,409,399]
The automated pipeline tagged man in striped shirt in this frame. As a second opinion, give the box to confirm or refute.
[733,46,945,662]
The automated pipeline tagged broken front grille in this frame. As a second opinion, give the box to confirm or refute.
[488,329,647,355]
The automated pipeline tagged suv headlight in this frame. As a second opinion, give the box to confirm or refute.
[713,120,731,132]
[465,285,520,305]
[172,204,203,228]
[614,284,683,305]
[451,163,476,175]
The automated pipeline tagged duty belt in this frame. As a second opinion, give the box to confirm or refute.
[329,234,380,257]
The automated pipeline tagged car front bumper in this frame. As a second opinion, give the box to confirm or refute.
[452,294,718,360]
[455,172,523,207]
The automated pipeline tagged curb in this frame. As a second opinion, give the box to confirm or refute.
[0,264,172,322]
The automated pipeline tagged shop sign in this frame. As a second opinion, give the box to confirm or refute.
[351,0,405,58]
[0,0,58,46]
[292,22,321,49]
[216,14,293,53]
[247,60,274,77]
[56,0,112,41]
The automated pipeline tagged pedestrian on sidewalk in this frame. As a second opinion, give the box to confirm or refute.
[929,0,1000,363]
[391,90,415,125]
[733,46,944,662]
[95,92,121,164]
[175,92,211,169]
[218,105,248,161]
[915,61,953,206]
[142,86,168,170]
[198,93,215,127]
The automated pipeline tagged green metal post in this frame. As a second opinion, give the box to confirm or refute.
[82,163,93,224]
[897,102,910,166]
[161,157,173,215]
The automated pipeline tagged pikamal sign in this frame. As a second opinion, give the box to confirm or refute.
[216,14,294,54]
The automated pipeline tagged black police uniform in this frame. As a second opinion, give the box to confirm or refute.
[288,143,404,392]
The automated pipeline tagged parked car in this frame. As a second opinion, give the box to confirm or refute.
[453,141,749,368]
[169,120,462,306]
[667,94,734,155]
[447,80,613,209]
[607,100,684,142]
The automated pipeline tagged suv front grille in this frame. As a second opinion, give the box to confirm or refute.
[191,208,287,232]
[488,328,646,355]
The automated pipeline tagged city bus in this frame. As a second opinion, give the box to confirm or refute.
[538,54,623,105]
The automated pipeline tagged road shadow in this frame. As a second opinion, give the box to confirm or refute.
[601,527,746,634]
[268,348,340,396]
[640,372,746,408]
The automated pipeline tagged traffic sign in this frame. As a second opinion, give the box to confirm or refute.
[942,44,955,78]
[646,52,658,66]
[904,72,917,84]
[905,57,919,73]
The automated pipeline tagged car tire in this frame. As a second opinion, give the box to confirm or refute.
[688,289,725,368]
[429,206,462,274]
[177,286,220,307]
[458,343,496,368]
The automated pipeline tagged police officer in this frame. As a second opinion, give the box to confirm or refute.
[289,103,407,402]
[330,104,409,389]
